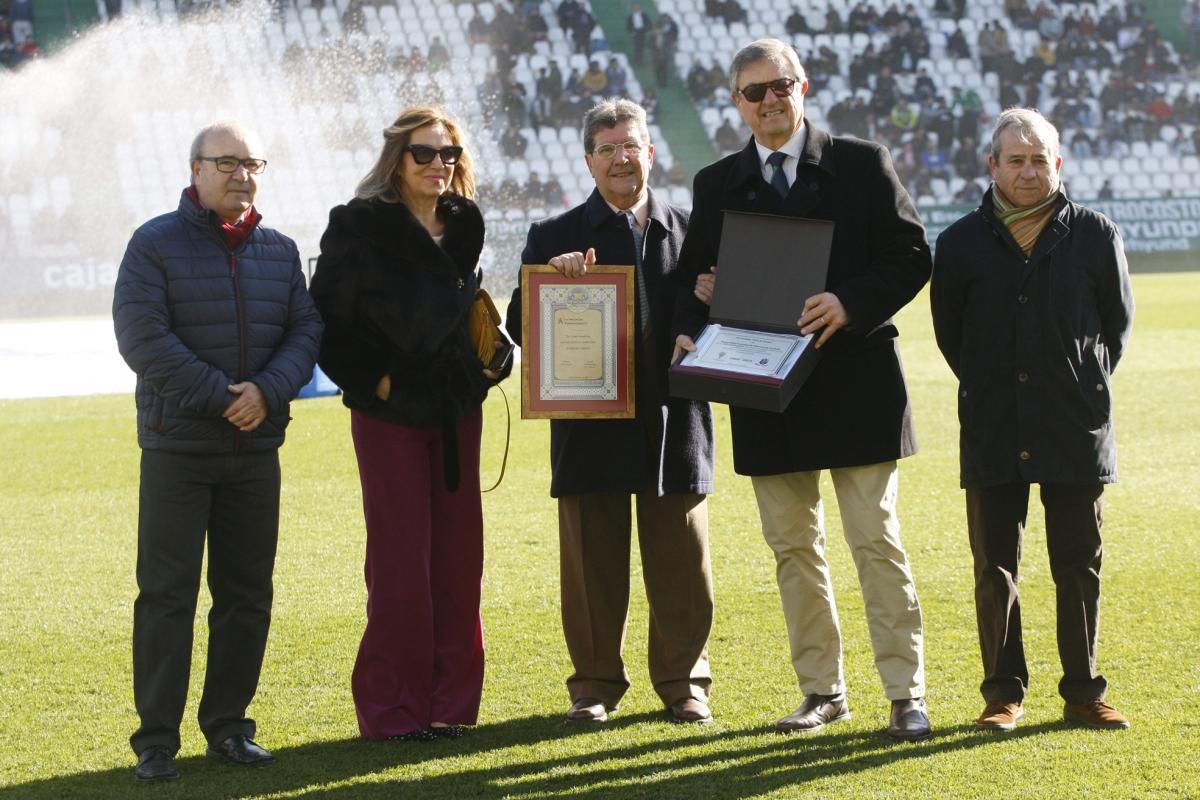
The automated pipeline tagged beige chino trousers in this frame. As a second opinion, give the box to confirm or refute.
[752,462,925,701]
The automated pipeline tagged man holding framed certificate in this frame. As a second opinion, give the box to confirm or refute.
[673,39,934,740]
[504,99,716,726]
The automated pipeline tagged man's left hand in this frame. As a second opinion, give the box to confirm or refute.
[798,292,849,348]
[224,382,268,431]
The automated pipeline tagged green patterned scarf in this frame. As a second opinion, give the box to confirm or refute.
[991,185,1060,256]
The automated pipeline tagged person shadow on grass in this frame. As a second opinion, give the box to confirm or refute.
[2,714,1066,799]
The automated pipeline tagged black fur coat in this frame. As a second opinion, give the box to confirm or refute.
[310,192,497,432]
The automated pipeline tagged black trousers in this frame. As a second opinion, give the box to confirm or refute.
[130,449,280,756]
[966,482,1108,705]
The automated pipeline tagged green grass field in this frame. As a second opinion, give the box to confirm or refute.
[1,275,1198,799]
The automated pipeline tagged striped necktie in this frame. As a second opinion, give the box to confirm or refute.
[625,211,652,337]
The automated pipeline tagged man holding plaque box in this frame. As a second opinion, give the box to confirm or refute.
[504,99,717,725]
[673,39,934,740]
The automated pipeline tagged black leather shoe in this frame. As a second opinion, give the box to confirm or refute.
[207,734,275,766]
[887,697,932,740]
[134,746,180,782]
[775,693,851,733]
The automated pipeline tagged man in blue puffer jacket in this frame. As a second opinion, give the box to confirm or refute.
[113,120,322,783]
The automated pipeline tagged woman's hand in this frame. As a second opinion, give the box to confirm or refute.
[375,374,391,401]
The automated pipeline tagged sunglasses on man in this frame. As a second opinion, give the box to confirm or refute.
[737,77,799,103]
[406,144,464,165]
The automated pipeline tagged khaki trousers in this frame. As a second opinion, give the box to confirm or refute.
[557,492,712,708]
[752,462,925,701]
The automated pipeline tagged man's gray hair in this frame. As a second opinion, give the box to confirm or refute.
[582,98,650,155]
[729,38,806,95]
[989,107,1060,162]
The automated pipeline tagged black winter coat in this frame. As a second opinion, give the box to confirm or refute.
[674,126,931,476]
[931,189,1134,487]
[309,193,501,434]
[113,190,323,454]
[505,189,714,498]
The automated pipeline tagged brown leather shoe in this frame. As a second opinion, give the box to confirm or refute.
[775,693,851,733]
[668,697,713,724]
[1064,699,1129,730]
[976,701,1023,732]
[566,697,610,723]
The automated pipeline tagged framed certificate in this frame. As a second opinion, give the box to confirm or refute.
[520,265,636,419]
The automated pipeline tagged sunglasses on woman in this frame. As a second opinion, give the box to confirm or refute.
[406,144,464,165]
[737,77,798,103]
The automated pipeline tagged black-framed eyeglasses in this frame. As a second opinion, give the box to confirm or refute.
[197,155,268,174]
[406,144,464,165]
[737,77,798,103]
[591,140,643,159]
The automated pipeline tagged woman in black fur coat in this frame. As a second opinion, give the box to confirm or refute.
[310,106,509,741]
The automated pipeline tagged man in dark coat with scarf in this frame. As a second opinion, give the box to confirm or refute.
[505,99,716,726]
[113,120,322,782]
[932,108,1134,733]
[673,39,932,740]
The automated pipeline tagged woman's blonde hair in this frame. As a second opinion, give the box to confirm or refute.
[355,106,476,203]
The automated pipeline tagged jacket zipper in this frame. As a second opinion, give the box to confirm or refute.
[231,252,247,452]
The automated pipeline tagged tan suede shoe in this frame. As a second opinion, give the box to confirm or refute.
[976,701,1023,732]
[1064,699,1129,730]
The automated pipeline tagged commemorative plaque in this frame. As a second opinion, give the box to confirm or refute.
[519,264,636,419]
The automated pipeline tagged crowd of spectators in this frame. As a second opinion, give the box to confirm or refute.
[694,0,1200,202]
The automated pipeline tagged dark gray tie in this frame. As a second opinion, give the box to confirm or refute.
[766,150,789,197]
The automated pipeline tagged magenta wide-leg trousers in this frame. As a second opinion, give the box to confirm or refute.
[349,408,485,739]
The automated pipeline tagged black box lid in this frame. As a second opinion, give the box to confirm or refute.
[711,211,834,332]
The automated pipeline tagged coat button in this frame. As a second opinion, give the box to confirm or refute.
[747,191,757,200]
[1019,450,1031,461]
[1018,295,1028,304]
[1018,371,1029,383]
[1096,383,1104,391]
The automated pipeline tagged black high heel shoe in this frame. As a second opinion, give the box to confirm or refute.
[429,725,468,739]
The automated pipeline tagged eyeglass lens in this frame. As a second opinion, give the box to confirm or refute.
[594,140,641,159]
[409,145,463,165]
[208,156,267,174]
[740,78,796,103]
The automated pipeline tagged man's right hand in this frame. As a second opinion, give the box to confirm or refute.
[694,266,716,305]
[549,247,595,278]
[671,334,697,364]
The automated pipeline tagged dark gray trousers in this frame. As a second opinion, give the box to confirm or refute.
[966,482,1108,706]
[130,449,280,756]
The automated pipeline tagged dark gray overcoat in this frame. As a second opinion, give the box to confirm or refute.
[505,188,714,498]
[673,126,932,476]
[931,188,1134,488]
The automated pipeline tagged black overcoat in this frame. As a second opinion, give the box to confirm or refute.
[505,189,715,498]
[931,188,1134,488]
[673,126,932,476]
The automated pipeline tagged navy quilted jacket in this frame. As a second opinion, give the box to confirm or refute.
[113,190,323,453]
